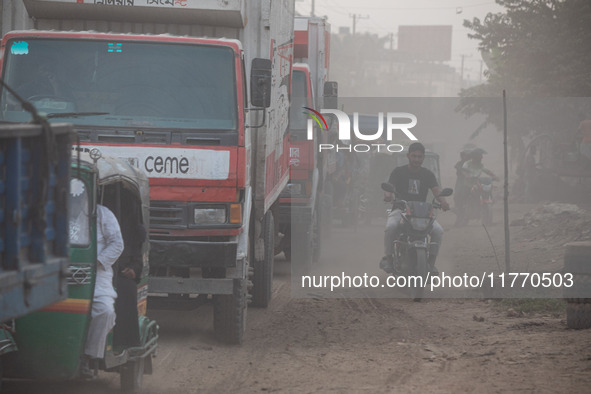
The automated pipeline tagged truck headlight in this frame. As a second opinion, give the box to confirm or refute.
[194,208,226,225]
[285,183,302,195]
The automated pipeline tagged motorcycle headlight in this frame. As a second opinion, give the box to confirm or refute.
[409,218,431,231]
[194,207,226,225]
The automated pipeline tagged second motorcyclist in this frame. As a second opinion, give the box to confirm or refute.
[380,142,450,275]
[455,148,499,226]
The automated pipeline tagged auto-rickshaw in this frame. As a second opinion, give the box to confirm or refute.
[4,148,158,391]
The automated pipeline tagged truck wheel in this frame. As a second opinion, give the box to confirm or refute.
[312,208,322,263]
[292,222,312,276]
[283,245,292,261]
[252,212,274,308]
[213,278,247,345]
[120,357,144,392]
[481,205,492,226]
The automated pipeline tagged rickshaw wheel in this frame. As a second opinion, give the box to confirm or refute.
[120,357,144,392]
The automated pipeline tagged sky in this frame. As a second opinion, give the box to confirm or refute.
[295,0,505,81]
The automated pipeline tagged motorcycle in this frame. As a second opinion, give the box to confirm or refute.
[381,183,453,301]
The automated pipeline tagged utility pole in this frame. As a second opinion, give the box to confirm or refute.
[311,0,315,16]
[388,33,395,74]
[349,14,369,35]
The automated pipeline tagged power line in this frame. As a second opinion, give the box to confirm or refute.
[329,2,496,11]
[349,14,370,35]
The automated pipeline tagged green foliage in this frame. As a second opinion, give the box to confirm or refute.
[463,0,591,97]
[458,0,591,146]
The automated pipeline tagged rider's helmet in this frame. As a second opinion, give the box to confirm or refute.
[470,148,487,160]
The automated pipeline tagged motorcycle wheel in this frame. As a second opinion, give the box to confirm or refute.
[481,204,493,226]
[411,249,428,302]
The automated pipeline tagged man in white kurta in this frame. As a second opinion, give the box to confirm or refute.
[84,204,124,360]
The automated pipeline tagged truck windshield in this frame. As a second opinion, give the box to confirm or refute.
[0,38,238,130]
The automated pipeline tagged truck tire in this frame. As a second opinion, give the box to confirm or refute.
[321,188,333,240]
[481,204,492,226]
[252,211,274,307]
[312,207,321,263]
[292,222,312,277]
[566,303,591,329]
[213,278,247,345]
[283,244,292,261]
[411,249,427,302]
[120,357,144,392]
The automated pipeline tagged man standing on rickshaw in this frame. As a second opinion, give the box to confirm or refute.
[81,204,124,378]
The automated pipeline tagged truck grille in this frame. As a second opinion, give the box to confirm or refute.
[150,202,187,228]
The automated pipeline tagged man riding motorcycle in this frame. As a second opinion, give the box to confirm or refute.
[380,142,450,275]
[455,148,499,226]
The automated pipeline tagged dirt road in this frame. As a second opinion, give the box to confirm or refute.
[5,202,591,393]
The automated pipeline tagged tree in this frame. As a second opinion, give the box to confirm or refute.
[464,0,591,97]
[458,0,591,163]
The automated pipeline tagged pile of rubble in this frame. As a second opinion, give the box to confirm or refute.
[512,203,591,244]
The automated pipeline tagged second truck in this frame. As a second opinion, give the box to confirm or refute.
[277,16,337,272]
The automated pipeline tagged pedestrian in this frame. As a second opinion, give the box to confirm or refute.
[80,204,124,378]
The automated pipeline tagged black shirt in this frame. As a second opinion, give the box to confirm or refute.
[388,165,438,202]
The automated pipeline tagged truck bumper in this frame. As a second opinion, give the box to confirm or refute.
[148,277,234,295]
[149,239,238,268]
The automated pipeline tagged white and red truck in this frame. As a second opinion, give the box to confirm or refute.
[277,16,337,270]
[0,0,294,344]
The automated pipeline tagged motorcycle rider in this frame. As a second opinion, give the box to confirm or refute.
[453,149,471,225]
[455,148,499,226]
[461,148,498,181]
[380,142,450,275]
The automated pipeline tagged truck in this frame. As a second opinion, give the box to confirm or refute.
[277,16,337,271]
[0,120,74,382]
[0,0,295,344]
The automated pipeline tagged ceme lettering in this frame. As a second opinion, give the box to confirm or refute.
[145,156,190,174]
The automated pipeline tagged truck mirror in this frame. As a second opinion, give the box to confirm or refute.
[323,81,338,109]
[250,58,272,108]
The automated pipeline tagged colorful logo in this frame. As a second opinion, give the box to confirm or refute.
[303,106,328,131]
